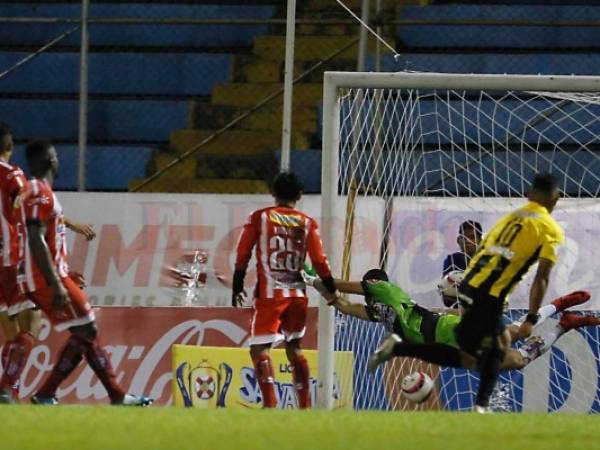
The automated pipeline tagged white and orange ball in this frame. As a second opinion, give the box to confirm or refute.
[401,371,434,403]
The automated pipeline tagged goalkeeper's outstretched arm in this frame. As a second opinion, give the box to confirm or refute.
[312,277,371,321]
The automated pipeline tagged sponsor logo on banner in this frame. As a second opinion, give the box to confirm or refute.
[4,307,318,405]
[172,346,353,409]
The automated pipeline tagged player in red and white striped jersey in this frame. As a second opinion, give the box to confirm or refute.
[0,126,97,403]
[0,123,40,402]
[19,140,151,406]
[233,172,339,408]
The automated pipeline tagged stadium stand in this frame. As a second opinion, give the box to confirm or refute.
[0,1,597,192]
[0,1,277,190]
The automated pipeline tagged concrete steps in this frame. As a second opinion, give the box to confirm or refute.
[212,82,323,108]
[189,102,318,134]
[170,128,311,155]
[136,0,401,193]
[252,35,388,61]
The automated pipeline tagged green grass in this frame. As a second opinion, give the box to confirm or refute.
[1,405,598,450]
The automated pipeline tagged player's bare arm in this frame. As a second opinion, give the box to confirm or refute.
[311,277,369,319]
[311,277,363,295]
[516,258,554,340]
[26,220,68,310]
[312,277,360,302]
[329,295,371,320]
[65,218,96,241]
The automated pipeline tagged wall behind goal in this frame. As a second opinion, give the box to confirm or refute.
[60,193,600,310]
[59,192,382,307]
[387,197,599,310]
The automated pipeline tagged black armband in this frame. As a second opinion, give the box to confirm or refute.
[321,276,336,294]
[232,269,246,295]
[525,313,539,325]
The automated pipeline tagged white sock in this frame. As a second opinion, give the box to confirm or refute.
[537,304,557,325]
[514,304,557,330]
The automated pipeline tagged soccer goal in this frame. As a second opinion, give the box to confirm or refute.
[318,71,600,413]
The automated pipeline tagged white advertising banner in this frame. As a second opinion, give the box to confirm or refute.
[59,193,600,309]
[388,197,600,309]
[60,193,383,307]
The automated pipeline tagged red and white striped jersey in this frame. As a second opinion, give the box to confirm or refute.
[17,179,69,293]
[235,205,332,300]
[0,160,26,267]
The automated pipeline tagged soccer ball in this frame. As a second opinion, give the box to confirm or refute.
[437,270,464,299]
[401,371,434,403]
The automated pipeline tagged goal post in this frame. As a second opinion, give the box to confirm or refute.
[318,71,600,412]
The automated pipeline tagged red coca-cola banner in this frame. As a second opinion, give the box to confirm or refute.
[3,307,318,405]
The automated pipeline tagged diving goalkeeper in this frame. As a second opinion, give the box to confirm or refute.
[308,268,597,371]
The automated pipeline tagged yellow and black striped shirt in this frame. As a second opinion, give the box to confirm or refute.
[463,201,564,301]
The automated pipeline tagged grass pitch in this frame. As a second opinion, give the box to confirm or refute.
[1,405,598,450]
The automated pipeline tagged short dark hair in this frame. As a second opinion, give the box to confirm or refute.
[25,139,53,164]
[271,171,303,202]
[459,220,482,237]
[362,268,389,282]
[530,172,558,195]
[0,123,12,152]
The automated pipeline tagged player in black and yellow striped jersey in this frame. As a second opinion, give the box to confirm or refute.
[456,173,563,413]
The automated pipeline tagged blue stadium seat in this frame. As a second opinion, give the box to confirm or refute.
[0,99,187,142]
[0,52,231,95]
[339,97,600,147]
[275,150,321,193]
[273,148,600,196]
[0,4,274,47]
[380,53,600,76]
[399,4,600,48]
[414,149,600,196]
[10,144,153,191]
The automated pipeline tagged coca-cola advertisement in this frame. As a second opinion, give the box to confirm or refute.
[4,307,318,405]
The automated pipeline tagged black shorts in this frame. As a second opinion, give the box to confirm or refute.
[455,285,505,356]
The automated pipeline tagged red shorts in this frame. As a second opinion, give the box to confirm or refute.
[27,276,95,331]
[0,266,35,316]
[249,297,308,346]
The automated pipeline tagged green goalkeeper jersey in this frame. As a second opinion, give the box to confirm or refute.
[363,280,460,349]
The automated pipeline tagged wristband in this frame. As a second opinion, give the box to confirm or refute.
[525,313,539,325]
[321,276,337,294]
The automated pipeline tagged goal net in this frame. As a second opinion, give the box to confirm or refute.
[318,72,600,413]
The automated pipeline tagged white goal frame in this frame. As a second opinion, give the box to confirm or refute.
[318,71,600,409]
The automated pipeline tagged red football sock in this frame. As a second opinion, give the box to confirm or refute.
[83,337,125,404]
[36,334,86,398]
[252,354,277,408]
[1,339,13,371]
[291,354,311,409]
[1,332,35,393]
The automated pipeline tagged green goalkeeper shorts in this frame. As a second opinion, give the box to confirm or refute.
[434,313,461,349]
